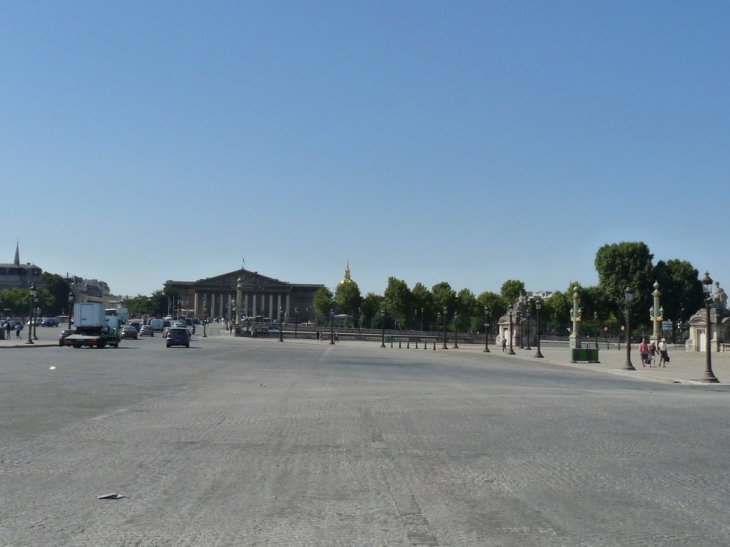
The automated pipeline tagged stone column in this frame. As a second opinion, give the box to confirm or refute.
[650,281,662,344]
[269,294,273,320]
[569,288,581,349]
[277,294,282,320]
[286,294,291,318]
[252,295,257,320]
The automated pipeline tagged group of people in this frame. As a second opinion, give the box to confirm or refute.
[4,322,23,340]
[638,337,670,367]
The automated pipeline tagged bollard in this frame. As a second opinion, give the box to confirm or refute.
[416,340,419,349]
[391,338,393,348]
[407,340,410,349]
[433,340,436,350]
[399,340,402,348]
[425,340,428,350]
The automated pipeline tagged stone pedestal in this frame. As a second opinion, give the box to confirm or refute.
[569,335,581,349]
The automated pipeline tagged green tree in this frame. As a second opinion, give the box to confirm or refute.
[334,280,362,321]
[313,287,335,324]
[411,282,433,330]
[383,277,411,329]
[653,259,703,324]
[476,291,506,334]
[455,288,476,332]
[149,290,169,317]
[500,279,525,304]
[360,292,383,328]
[41,272,72,315]
[431,282,456,317]
[594,242,655,325]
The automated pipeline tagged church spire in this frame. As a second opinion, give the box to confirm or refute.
[14,240,19,266]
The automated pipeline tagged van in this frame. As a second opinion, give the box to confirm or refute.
[150,319,165,332]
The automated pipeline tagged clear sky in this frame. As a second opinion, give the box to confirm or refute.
[2,1,728,299]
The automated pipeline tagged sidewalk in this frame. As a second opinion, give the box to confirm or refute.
[484,341,730,385]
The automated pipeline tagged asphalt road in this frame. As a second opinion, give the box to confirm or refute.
[2,334,730,546]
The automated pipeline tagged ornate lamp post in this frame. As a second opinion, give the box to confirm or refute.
[483,307,490,353]
[421,307,424,331]
[701,272,719,383]
[623,286,635,370]
[650,281,662,344]
[26,284,36,345]
[330,309,335,345]
[525,311,531,350]
[202,295,208,337]
[380,309,386,348]
[453,312,459,348]
[295,308,298,338]
[33,306,40,340]
[68,292,74,329]
[594,311,598,348]
[279,307,284,342]
[441,306,448,349]
[569,288,581,349]
[534,299,543,358]
[508,304,516,355]
[235,278,242,327]
[306,307,310,326]
[358,307,361,334]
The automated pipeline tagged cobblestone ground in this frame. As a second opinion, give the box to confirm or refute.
[1,336,729,546]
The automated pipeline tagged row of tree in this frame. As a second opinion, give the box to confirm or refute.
[312,242,706,337]
[2,242,707,339]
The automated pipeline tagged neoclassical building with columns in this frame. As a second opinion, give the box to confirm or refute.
[164,269,323,322]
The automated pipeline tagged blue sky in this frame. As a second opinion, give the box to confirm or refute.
[2,1,728,299]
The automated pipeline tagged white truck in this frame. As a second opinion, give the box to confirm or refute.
[106,307,129,324]
[66,302,121,348]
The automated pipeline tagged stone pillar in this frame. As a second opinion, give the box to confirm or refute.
[194,293,199,318]
[277,294,282,320]
[252,295,257,320]
[569,288,581,349]
[650,281,662,344]
[244,294,249,317]
[269,294,273,320]
[286,294,291,318]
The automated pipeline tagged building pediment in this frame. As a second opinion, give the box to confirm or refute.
[196,269,290,289]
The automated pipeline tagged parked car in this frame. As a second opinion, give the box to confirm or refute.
[165,327,190,348]
[59,329,74,346]
[121,325,138,339]
[139,325,154,337]
[42,317,59,327]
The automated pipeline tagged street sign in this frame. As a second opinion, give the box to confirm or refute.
[661,321,672,330]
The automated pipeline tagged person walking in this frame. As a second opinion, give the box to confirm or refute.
[638,338,649,367]
[648,341,657,367]
[15,323,22,339]
[5,321,10,340]
[658,338,669,367]
[502,336,507,352]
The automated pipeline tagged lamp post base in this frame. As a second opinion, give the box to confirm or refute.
[623,360,636,371]
[701,371,720,383]
[534,349,543,358]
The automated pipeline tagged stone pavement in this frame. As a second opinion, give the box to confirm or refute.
[4,327,729,386]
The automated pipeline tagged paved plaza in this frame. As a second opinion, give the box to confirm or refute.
[1,329,730,546]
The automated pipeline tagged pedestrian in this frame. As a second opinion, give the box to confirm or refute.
[502,337,507,352]
[316,330,320,341]
[15,323,22,339]
[648,341,657,367]
[335,331,339,342]
[5,321,10,340]
[658,338,669,367]
[639,338,649,367]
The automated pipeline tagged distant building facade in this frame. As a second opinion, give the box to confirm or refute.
[164,268,323,321]
[0,243,43,292]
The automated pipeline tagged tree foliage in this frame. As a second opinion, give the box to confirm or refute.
[313,287,335,320]
[383,277,411,329]
[334,281,362,319]
[500,279,525,305]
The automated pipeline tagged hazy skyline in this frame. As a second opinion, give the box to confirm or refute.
[3,1,728,298]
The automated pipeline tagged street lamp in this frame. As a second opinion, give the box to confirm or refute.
[483,307,490,353]
[330,308,335,345]
[623,286,635,370]
[279,307,284,342]
[380,309,386,348]
[594,310,598,348]
[701,272,719,383]
[33,306,40,340]
[295,308,298,338]
[525,311,531,350]
[534,299,543,358]
[518,312,525,349]
[26,284,36,345]
[358,307,361,334]
[508,304,516,355]
[68,292,74,329]
[441,306,448,349]
[203,295,207,337]
[453,312,459,348]
[421,307,424,331]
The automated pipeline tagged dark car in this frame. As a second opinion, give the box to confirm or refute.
[165,327,189,348]
[121,325,138,339]
[42,317,59,327]
[59,329,74,347]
